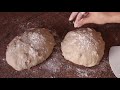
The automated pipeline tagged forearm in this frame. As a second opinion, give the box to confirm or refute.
[104,12,120,16]
[104,12,120,23]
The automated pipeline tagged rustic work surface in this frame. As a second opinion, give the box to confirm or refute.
[0,12,119,78]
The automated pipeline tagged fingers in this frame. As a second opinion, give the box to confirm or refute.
[74,17,92,28]
[74,12,85,27]
[69,12,91,28]
[69,12,79,21]
[74,19,83,28]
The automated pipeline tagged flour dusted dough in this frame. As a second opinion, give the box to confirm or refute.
[6,28,55,71]
[61,28,105,67]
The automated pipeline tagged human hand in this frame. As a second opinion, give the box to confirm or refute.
[69,12,118,28]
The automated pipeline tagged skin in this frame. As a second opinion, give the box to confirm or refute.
[69,12,120,28]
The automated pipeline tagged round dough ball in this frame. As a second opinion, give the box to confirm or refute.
[61,28,105,67]
[6,28,55,71]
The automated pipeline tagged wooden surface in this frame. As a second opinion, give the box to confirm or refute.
[0,12,118,78]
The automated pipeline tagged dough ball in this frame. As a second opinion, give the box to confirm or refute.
[6,28,55,71]
[61,28,105,67]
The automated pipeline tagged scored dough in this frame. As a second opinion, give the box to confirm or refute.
[6,28,55,71]
[61,28,105,67]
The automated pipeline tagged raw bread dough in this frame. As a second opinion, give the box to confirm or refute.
[61,28,105,67]
[6,28,55,71]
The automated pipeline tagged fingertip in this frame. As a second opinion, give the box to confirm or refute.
[74,23,79,28]
[69,17,72,21]
[74,19,83,28]
[69,16,74,21]
[69,14,73,21]
[69,12,79,21]
[74,25,81,28]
